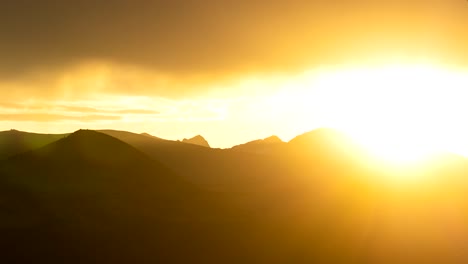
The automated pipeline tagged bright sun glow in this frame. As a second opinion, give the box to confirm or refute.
[317,65,468,164]
[278,64,468,165]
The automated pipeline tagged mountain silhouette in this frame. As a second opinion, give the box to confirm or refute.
[97,130,303,199]
[263,135,283,143]
[2,128,468,263]
[0,130,241,263]
[288,128,353,148]
[98,130,231,187]
[231,135,285,154]
[286,128,372,166]
[98,128,380,258]
[0,129,67,160]
[182,135,210,147]
[140,132,164,140]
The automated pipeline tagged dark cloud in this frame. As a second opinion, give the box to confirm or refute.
[0,0,466,78]
[0,0,466,102]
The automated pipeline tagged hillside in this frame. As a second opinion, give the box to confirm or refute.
[0,129,67,160]
[0,130,242,263]
[2,128,468,263]
[0,129,375,263]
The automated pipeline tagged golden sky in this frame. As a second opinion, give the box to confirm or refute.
[1,1,468,152]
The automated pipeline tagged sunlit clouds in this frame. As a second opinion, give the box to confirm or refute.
[1,61,468,159]
[1,1,468,158]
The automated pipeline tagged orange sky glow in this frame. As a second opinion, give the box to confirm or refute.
[1,1,468,160]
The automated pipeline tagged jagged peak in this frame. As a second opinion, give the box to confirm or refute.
[182,135,210,148]
[190,135,205,140]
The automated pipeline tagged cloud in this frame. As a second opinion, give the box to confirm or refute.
[0,101,160,115]
[115,109,160,115]
[54,105,160,115]
[0,62,243,100]
[0,95,228,123]
[0,114,121,122]
[0,0,466,99]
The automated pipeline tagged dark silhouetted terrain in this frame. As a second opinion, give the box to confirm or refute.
[1,129,468,263]
[0,130,68,160]
[0,130,243,263]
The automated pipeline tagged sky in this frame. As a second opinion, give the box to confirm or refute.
[1,0,468,149]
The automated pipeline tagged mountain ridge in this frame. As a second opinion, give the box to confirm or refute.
[231,135,285,154]
[182,135,210,148]
[0,129,68,160]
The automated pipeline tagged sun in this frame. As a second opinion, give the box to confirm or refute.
[301,64,468,166]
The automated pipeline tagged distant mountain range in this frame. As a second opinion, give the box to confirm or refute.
[231,135,285,154]
[0,128,468,263]
[182,135,210,148]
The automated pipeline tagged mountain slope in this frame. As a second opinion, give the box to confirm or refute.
[99,130,229,187]
[1,129,358,263]
[2,128,468,263]
[286,128,373,168]
[0,129,67,160]
[182,135,210,148]
[0,130,239,263]
[231,135,285,154]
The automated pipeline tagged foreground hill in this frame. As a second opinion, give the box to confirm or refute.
[0,129,67,160]
[0,129,379,263]
[0,130,248,263]
[2,128,468,263]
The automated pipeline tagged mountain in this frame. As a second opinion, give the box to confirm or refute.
[0,129,360,263]
[3,128,468,263]
[0,130,240,263]
[263,135,283,143]
[286,128,372,165]
[99,129,374,195]
[231,135,285,154]
[141,132,164,140]
[182,135,210,148]
[98,130,300,195]
[0,129,67,160]
[95,129,376,262]
[288,128,354,149]
[99,130,231,187]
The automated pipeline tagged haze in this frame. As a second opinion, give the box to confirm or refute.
[1,0,468,156]
[4,1,468,263]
